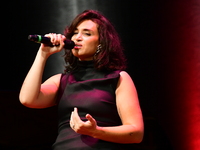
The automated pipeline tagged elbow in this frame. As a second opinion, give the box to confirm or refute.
[129,126,144,143]
[19,93,55,109]
[135,132,144,143]
[131,131,144,143]
[19,94,35,108]
[123,130,143,144]
[19,94,26,105]
[19,97,30,107]
[19,98,38,108]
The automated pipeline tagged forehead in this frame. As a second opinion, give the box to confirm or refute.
[76,20,98,31]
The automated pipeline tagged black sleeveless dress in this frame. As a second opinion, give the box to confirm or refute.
[52,61,135,150]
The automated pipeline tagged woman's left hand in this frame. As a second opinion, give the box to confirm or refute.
[70,107,97,136]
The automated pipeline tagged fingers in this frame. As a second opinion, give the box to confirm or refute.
[70,107,96,129]
[45,33,66,46]
[71,108,81,123]
[86,114,93,123]
[40,33,66,54]
[70,111,75,129]
[70,108,97,136]
[70,107,81,129]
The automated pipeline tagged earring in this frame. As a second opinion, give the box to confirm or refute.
[95,44,102,55]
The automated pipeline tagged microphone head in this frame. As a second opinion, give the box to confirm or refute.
[28,35,38,42]
[64,39,75,49]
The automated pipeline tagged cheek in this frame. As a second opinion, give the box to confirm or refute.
[91,39,99,49]
[71,36,75,41]
[90,44,98,54]
[86,40,98,52]
[85,46,96,55]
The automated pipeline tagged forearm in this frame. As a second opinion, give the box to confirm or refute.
[19,49,49,106]
[93,125,143,144]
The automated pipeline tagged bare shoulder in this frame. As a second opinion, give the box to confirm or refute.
[117,71,136,90]
[119,71,132,80]
[116,71,138,103]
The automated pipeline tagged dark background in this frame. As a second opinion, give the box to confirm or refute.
[1,1,200,150]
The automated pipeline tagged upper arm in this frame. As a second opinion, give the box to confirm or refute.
[116,71,143,130]
[36,74,62,108]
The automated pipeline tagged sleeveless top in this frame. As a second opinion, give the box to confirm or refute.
[52,61,135,150]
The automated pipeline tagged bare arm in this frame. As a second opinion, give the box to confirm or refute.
[94,71,144,143]
[70,71,144,143]
[19,34,65,108]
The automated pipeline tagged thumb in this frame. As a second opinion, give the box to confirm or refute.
[86,114,96,125]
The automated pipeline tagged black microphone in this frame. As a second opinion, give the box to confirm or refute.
[28,35,75,49]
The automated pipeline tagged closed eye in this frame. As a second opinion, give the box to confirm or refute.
[84,33,91,36]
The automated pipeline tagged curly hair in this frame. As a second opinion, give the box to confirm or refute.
[64,10,127,72]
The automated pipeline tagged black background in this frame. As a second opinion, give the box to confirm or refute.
[3,0,199,149]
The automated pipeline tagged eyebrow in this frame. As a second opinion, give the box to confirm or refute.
[75,28,94,32]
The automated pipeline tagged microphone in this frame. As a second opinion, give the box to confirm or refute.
[28,35,75,49]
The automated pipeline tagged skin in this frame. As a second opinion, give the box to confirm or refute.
[71,20,100,61]
[19,20,144,143]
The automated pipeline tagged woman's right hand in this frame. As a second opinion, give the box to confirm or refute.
[39,33,66,57]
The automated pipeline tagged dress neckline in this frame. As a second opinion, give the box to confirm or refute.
[77,60,94,68]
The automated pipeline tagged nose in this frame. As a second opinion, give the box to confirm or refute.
[75,33,82,41]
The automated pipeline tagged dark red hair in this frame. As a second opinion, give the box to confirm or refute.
[64,10,127,72]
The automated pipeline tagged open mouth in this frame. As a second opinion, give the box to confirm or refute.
[74,44,82,49]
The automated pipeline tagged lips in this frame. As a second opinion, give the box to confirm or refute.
[74,43,82,49]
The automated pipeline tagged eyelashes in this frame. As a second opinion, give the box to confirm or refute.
[73,32,91,37]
